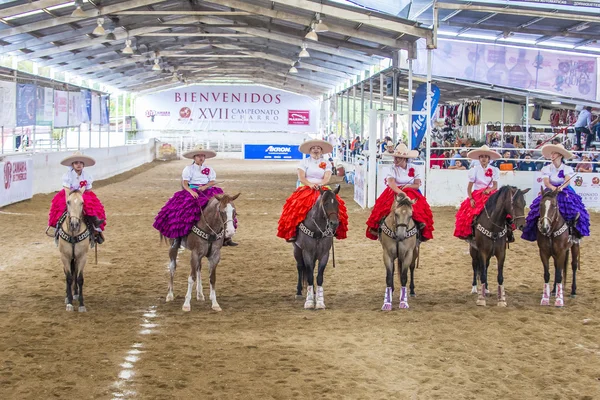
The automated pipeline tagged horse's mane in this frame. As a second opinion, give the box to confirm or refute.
[395,193,413,208]
[542,189,558,199]
[485,185,516,211]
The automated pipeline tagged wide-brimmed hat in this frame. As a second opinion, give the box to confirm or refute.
[299,139,333,155]
[391,143,419,159]
[467,145,501,160]
[541,143,573,160]
[60,151,96,167]
[182,146,217,159]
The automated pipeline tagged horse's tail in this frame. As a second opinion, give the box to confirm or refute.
[159,233,169,245]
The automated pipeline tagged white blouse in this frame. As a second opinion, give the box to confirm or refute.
[541,163,574,186]
[385,163,421,186]
[62,168,93,191]
[468,164,499,191]
[298,156,328,183]
[182,163,216,185]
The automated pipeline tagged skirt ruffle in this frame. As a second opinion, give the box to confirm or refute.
[365,187,435,240]
[277,186,349,240]
[48,189,107,230]
[522,186,591,241]
[153,186,225,239]
[453,188,495,239]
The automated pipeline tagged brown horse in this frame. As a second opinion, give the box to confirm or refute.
[470,185,529,307]
[379,191,419,310]
[536,188,580,307]
[164,193,240,312]
[57,190,93,312]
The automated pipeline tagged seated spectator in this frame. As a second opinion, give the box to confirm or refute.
[576,155,593,173]
[430,142,446,169]
[449,148,468,167]
[518,154,537,171]
[494,150,518,170]
[448,160,467,170]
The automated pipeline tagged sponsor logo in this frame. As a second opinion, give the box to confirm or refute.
[179,107,191,119]
[288,110,310,125]
[145,110,170,122]
[3,161,27,190]
[536,177,543,183]
[4,162,12,189]
[265,146,291,153]
[592,177,600,186]
[575,176,583,187]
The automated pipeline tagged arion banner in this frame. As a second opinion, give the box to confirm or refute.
[411,83,440,150]
[16,84,36,127]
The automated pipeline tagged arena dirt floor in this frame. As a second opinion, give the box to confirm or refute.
[1,158,600,400]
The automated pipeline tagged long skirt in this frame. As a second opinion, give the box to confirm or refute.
[453,188,496,239]
[522,186,590,241]
[153,186,231,239]
[277,186,349,240]
[48,189,107,230]
[365,187,434,241]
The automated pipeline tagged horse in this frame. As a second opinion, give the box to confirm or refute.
[164,193,240,312]
[57,190,94,312]
[294,186,341,310]
[536,188,580,307]
[470,185,529,307]
[379,191,419,310]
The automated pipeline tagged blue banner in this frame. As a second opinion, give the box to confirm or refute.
[16,84,36,127]
[411,83,440,150]
[243,144,302,160]
[100,95,109,125]
[81,89,92,123]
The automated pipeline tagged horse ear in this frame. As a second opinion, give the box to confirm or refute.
[410,198,417,205]
[214,194,224,201]
[521,188,530,194]
[333,184,341,195]
[540,185,545,196]
[230,192,241,201]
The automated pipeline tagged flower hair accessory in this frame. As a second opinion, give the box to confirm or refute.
[558,170,565,179]
[318,161,327,170]
[79,180,88,188]
[201,167,210,175]
[485,168,493,177]
[408,168,415,178]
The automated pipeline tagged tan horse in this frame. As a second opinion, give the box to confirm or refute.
[164,193,240,312]
[57,190,92,312]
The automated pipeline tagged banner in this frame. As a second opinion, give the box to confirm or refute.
[533,172,600,208]
[53,90,69,128]
[411,83,440,150]
[91,92,101,124]
[354,162,367,208]
[1,158,33,207]
[100,95,110,125]
[0,80,16,128]
[412,39,598,101]
[81,89,91,123]
[135,85,320,132]
[16,84,36,127]
[68,91,82,126]
[243,144,302,160]
[36,87,53,126]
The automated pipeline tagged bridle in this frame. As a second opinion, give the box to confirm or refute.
[311,192,339,238]
[483,188,524,232]
[537,194,562,237]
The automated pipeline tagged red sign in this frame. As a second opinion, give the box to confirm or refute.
[288,110,310,125]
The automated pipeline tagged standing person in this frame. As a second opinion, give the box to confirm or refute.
[47,151,106,244]
[277,139,348,242]
[454,145,515,242]
[365,144,434,241]
[574,106,594,150]
[522,144,590,241]
[153,146,238,246]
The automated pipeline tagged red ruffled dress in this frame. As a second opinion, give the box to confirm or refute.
[277,157,348,240]
[48,168,106,230]
[453,165,499,239]
[365,164,434,240]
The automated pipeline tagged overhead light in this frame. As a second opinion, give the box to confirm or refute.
[71,3,86,18]
[527,103,535,107]
[315,20,328,33]
[106,32,116,41]
[133,47,142,57]
[152,59,161,71]
[161,68,169,74]
[93,18,105,36]
[171,73,179,82]
[305,25,318,41]
[299,43,310,58]
[289,66,298,74]
[551,101,562,105]
[122,39,133,55]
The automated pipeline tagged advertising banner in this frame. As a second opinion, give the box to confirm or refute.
[100,95,110,125]
[354,162,367,208]
[54,90,69,128]
[91,92,101,124]
[81,89,91,123]
[411,83,440,150]
[0,80,16,128]
[0,158,33,207]
[243,144,303,160]
[16,84,36,127]
[533,172,600,208]
[135,85,319,132]
[68,91,82,126]
[412,39,597,101]
[36,87,53,126]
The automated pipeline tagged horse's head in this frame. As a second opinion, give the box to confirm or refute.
[318,185,341,233]
[509,186,530,230]
[214,193,240,239]
[538,188,559,236]
[392,192,416,238]
[67,190,84,233]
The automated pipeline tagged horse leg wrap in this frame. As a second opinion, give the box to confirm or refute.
[497,285,507,307]
[540,283,550,306]
[382,287,393,311]
[304,285,315,309]
[554,283,564,307]
[476,284,486,306]
[315,286,325,309]
[399,287,409,309]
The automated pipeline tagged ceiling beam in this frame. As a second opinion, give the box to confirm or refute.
[239,50,349,79]
[0,0,69,19]
[441,21,600,41]
[113,11,251,16]
[137,33,254,37]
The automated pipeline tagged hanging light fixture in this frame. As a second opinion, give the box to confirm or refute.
[122,39,134,55]
[106,31,117,41]
[314,14,329,33]
[299,43,310,58]
[71,1,86,18]
[152,58,161,71]
[305,24,318,41]
[171,73,179,82]
[93,18,105,36]
[289,61,298,74]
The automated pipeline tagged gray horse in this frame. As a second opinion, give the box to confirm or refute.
[379,191,419,310]
[294,186,341,310]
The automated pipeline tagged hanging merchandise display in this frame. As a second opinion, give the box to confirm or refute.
[549,109,577,127]
[462,100,481,126]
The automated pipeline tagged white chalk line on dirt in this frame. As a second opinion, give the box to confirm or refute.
[0,210,34,216]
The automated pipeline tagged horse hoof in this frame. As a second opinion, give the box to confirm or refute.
[540,299,550,306]
[497,302,507,307]
[399,301,410,309]
[295,294,304,300]
[78,306,87,313]
[212,305,222,312]
[182,304,191,312]
[471,286,478,294]
[410,293,416,298]
[304,301,315,309]
[315,301,326,310]
[166,293,174,302]
[381,303,392,311]
[570,294,577,298]
[476,299,486,306]
[554,300,564,308]
[66,304,74,312]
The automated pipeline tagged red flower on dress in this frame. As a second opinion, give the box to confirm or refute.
[79,180,87,188]
[319,162,327,170]
[485,168,493,177]
[201,168,210,175]
[408,168,415,178]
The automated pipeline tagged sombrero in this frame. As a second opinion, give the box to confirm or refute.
[60,151,96,167]
[467,145,501,160]
[182,146,217,159]
[299,139,333,155]
[391,143,419,159]
[541,143,573,160]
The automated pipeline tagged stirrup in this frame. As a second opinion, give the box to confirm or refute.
[286,237,297,243]
[45,226,56,237]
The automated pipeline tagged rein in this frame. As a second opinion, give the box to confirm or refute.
[480,188,522,242]
[298,191,339,268]
[56,210,93,263]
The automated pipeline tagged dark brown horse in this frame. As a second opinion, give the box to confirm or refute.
[164,193,240,312]
[536,188,580,307]
[470,186,529,307]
